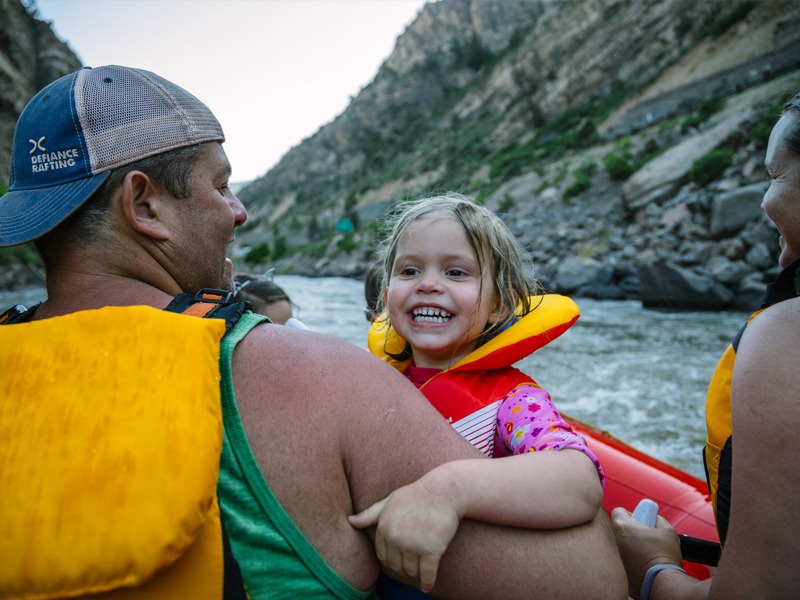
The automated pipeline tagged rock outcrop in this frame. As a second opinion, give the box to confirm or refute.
[236,0,800,312]
[0,0,82,189]
[3,0,800,313]
[0,0,82,290]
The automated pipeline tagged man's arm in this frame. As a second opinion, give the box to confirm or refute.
[234,325,626,598]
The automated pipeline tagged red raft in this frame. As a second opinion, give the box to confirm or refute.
[567,415,719,581]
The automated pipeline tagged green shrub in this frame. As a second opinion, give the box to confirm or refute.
[749,122,773,147]
[462,36,493,71]
[498,194,515,212]
[632,148,663,171]
[564,172,590,200]
[337,233,358,253]
[691,149,733,186]
[272,236,289,260]
[604,151,634,180]
[563,162,596,200]
[303,239,330,259]
[245,242,270,264]
[681,112,704,130]
[489,140,538,181]
[681,95,725,132]
[674,13,693,39]
[750,91,796,147]
[0,243,41,267]
[554,163,570,184]
[697,95,724,120]
[705,1,756,39]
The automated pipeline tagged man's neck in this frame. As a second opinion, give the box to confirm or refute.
[34,274,175,320]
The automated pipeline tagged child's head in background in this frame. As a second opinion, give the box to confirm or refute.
[378,193,541,368]
[234,273,294,324]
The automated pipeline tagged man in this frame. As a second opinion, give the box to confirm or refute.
[0,65,626,599]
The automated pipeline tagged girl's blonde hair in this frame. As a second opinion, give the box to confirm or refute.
[377,192,542,359]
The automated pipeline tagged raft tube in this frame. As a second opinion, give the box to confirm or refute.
[566,415,718,580]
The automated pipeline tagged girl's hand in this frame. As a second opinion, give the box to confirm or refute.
[348,479,461,593]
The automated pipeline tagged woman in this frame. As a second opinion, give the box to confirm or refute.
[612,92,800,599]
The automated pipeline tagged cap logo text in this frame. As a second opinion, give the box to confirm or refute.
[28,136,80,173]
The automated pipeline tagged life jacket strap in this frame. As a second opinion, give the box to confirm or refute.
[0,304,30,324]
[0,288,251,329]
[166,288,251,334]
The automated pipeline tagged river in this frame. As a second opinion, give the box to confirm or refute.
[2,275,751,479]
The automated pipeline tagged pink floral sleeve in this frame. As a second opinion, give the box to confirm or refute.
[494,383,605,487]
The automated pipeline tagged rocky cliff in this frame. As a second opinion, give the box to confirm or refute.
[0,0,82,188]
[236,0,800,311]
[0,0,82,288]
[3,0,800,312]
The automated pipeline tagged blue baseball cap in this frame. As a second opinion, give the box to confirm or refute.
[0,65,225,247]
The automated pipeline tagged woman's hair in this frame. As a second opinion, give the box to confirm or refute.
[377,192,542,358]
[781,91,800,155]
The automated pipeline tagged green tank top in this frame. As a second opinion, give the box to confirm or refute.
[216,312,377,599]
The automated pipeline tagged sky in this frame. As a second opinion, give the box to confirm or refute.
[33,0,429,184]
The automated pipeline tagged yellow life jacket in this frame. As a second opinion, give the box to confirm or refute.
[703,312,758,545]
[0,304,238,600]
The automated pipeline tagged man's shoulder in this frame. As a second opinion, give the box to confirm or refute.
[237,322,377,367]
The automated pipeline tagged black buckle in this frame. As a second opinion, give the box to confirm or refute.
[0,304,28,324]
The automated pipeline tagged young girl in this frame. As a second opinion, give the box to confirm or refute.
[349,193,605,596]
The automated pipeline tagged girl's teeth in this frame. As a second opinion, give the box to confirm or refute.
[413,308,452,322]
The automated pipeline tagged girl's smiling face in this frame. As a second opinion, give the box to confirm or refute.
[386,213,497,370]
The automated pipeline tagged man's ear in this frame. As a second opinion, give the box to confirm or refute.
[119,170,170,241]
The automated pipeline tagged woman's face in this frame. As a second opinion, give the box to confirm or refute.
[763,112,800,268]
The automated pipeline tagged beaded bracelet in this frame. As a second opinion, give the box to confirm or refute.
[640,563,686,600]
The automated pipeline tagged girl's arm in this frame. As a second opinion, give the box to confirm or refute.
[349,451,601,592]
[348,384,603,592]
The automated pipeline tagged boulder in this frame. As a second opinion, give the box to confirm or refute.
[638,261,733,309]
[621,109,755,211]
[709,181,768,239]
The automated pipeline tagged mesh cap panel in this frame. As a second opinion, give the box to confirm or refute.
[76,66,225,173]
